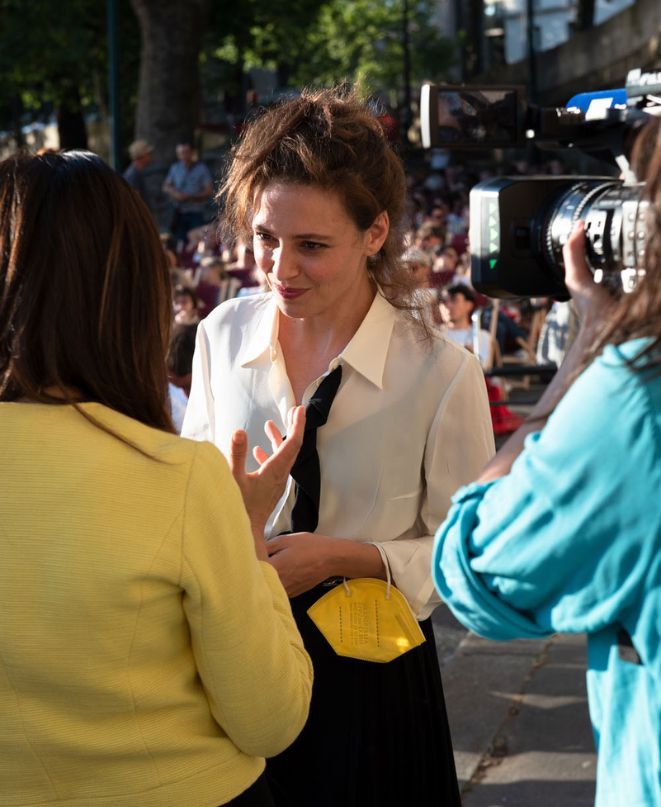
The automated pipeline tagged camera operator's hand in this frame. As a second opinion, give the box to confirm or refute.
[562,221,616,334]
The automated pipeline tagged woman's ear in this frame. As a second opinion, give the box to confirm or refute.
[364,211,390,256]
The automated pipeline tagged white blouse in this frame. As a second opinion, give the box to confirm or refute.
[182,291,494,619]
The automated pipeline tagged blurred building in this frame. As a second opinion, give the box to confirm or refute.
[452,0,659,105]
[483,0,636,65]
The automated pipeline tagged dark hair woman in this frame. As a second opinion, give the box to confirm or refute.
[183,89,495,805]
[433,119,661,807]
[0,150,311,807]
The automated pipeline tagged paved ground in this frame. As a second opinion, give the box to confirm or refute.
[430,376,597,806]
[432,607,597,806]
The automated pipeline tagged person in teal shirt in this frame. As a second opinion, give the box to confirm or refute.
[433,118,661,807]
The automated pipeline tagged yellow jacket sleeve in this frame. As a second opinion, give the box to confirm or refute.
[180,441,313,758]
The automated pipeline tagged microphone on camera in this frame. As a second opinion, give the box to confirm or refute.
[565,88,628,120]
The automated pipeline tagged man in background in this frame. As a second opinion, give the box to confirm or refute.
[162,143,213,249]
[123,139,154,208]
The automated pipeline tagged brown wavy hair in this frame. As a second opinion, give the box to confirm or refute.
[587,117,661,372]
[219,87,431,332]
[0,151,175,433]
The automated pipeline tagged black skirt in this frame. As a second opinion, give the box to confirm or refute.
[266,584,462,807]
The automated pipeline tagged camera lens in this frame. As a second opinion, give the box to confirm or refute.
[545,181,647,281]
[470,176,648,298]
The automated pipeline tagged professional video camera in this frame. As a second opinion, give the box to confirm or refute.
[420,69,661,298]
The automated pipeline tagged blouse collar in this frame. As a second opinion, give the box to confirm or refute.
[239,290,397,390]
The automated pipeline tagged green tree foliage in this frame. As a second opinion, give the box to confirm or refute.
[0,0,455,154]
[290,0,455,93]
[0,0,140,152]
[203,0,455,108]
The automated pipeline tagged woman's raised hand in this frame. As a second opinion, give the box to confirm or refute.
[229,406,306,554]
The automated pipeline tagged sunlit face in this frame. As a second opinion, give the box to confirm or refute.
[173,291,197,324]
[251,183,388,321]
[436,248,458,272]
[441,291,474,328]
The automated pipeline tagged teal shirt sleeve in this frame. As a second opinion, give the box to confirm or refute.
[433,342,661,667]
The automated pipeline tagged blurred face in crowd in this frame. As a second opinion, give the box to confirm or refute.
[417,231,442,252]
[435,247,458,273]
[135,152,152,171]
[440,290,474,329]
[176,144,193,167]
[430,206,446,224]
[173,289,197,323]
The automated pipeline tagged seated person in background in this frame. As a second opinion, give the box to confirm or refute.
[441,284,524,435]
[160,232,178,269]
[481,301,529,357]
[173,284,200,325]
[430,245,459,289]
[536,299,580,367]
[194,258,242,317]
[440,284,491,369]
[224,237,262,292]
[168,322,198,432]
[414,221,445,256]
[453,247,472,283]
[168,322,198,397]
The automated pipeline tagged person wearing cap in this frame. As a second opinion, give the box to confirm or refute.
[123,139,154,208]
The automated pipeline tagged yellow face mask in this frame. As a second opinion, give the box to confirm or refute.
[307,575,426,663]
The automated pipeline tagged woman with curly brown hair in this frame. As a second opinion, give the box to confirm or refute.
[183,89,494,805]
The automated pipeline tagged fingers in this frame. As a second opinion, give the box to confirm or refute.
[253,445,269,465]
[229,429,248,478]
[275,406,305,467]
[266,536,284,555]
[562,220,615,329]
[264,419,284,452]
[288,405,306,449]
[266,533,305,554]
[562,221,592,291]
[237,407,307,473]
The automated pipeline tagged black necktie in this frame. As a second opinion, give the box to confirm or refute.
[289,365,342,533]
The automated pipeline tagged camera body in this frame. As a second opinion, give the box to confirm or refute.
[420,69,661,298]
[470,176,647,299]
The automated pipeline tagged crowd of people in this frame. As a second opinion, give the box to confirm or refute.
[152,136,575,440]
[0,87,659,807]
[149,131,538,507]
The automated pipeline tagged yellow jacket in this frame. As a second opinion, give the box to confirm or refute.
[0,402,312,807]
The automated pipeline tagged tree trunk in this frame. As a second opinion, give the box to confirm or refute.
[130,0,208,165]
